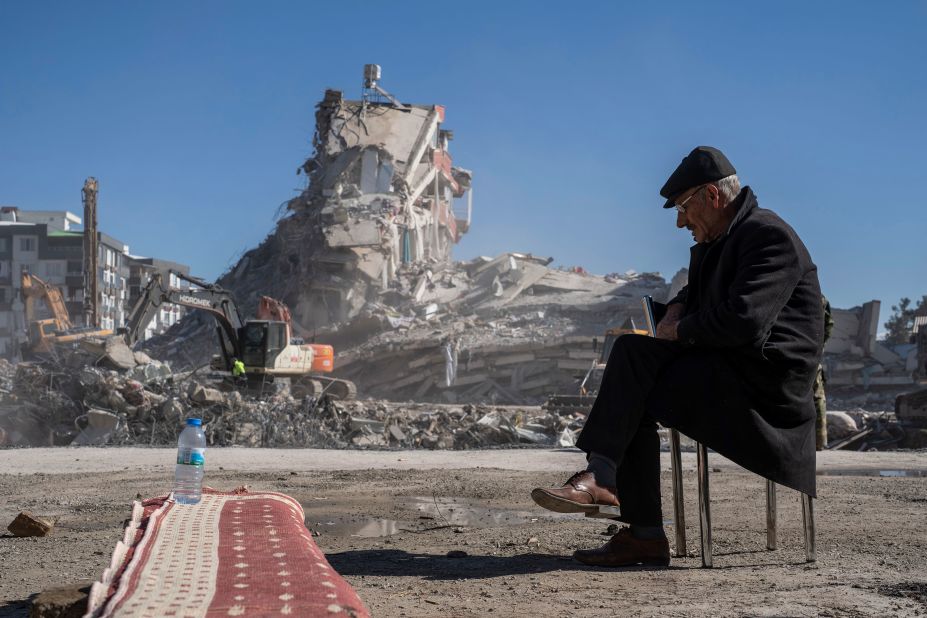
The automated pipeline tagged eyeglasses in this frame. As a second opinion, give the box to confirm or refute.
[674,186,705,214]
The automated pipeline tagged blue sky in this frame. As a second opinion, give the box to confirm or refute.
[2,2,925,328]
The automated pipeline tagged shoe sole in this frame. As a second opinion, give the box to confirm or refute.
[530,489,621,518]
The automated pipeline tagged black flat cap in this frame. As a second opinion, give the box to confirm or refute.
[660,146,736,208]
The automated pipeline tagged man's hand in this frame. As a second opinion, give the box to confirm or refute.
[655,303,684,341]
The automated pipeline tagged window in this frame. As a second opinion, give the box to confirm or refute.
[0,238,8,252]
[0,288,6,303]
[44,262,64,277]
[19,237,36,252]
[67,261,82,274]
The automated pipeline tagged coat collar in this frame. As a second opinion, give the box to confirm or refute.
[721,186,756,239]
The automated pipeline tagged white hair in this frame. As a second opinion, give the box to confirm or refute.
[712,174,741,204]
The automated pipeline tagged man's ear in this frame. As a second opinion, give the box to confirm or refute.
[707,184,721,208]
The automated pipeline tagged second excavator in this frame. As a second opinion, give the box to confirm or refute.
[20,271,113,355]
[121,271,356,400]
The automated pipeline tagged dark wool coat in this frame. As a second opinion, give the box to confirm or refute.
[670,186,824,496]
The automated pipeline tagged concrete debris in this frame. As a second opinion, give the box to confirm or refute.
[826,411,859,441]
[71,409,120,446]
[321,261,670,404]
[97,336,139,371]
[7,510,56,537]
[0,344,922,451]
[0,342,594,448]
[188,383,225,405]
[145,248,674,405]
[824,409,913,450]
[824,301,916,387]
[30,582,91,618]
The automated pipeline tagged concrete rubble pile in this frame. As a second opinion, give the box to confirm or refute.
[0,336,589,448]
[824,409,922,450]
[332,262,669,403]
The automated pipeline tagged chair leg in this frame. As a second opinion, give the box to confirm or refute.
[696,442,712,568]
[669,428,686,557]
[801,493,816,562]
[766,480,777,550]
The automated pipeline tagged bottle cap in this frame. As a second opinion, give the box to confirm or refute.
[186,418,203,427]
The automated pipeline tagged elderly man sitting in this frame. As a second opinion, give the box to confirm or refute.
[532,146,824,567]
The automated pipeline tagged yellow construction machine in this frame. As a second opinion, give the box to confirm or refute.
[21,272,113,354]
[545,319,649,415]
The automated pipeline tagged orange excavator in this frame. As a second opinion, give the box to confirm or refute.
[121,271,355,399]
[20,272,112,354]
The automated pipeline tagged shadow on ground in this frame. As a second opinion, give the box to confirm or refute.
[327,549,680,579]
[0,597,32,618]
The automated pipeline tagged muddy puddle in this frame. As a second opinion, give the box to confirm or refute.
[817,469,927,478]
[305,496,575,538]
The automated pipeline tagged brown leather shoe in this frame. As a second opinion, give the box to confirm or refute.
[573,527,670,568]
[530,471,619,516]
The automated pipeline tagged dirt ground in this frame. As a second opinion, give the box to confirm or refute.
[1,448,926,617]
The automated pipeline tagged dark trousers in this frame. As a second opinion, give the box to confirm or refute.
[576,334,688,527]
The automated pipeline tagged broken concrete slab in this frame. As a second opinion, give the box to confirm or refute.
[30,582,91,618]
[71,409,120,446]
[188,383,225,405]
[826,411,859,441]
[99,336,137,371]
[133,351,152,366]
[325,219,382,247]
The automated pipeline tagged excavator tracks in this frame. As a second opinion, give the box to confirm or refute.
[291,376,357,401]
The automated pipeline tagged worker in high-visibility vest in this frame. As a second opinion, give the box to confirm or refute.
[231,358,246,383]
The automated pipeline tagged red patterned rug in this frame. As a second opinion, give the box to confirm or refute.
[84,488,369,617]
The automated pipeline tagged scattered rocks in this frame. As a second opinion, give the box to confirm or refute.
[99,336,138,371]
[30,582,90,618]
[826,411,859,440]
[188,383,225,405]
[7,511,56,537]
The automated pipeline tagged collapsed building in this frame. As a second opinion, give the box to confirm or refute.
[142,67,672,404]
[824,300,921,388]
[209,66,472,330]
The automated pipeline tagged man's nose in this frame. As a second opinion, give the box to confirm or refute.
[676,211,687,228]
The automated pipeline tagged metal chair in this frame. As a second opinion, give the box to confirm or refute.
[641,296,816,568]
[668,431,815,568]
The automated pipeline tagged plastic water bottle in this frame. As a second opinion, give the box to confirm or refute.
[173,418,206,505]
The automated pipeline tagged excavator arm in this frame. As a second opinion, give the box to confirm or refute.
[122,271,245,368]
[21,272,73,331]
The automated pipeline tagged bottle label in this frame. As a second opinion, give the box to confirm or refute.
[177,447,205,466]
